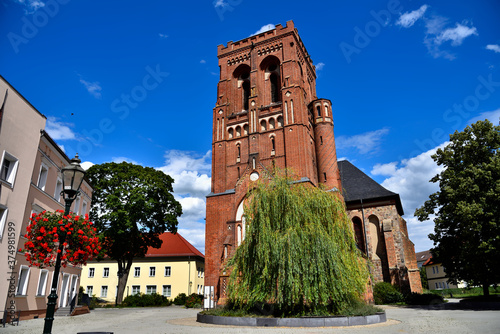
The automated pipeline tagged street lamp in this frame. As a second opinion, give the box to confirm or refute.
[43,154,86,334]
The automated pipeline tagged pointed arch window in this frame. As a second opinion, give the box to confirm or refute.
[242,79,250,111]
[270,73,280,103]
[316,106,321,118]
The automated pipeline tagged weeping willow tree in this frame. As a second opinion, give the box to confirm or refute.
[226,171,369,316]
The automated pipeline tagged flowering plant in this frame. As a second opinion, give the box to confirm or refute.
[21,210,101,268]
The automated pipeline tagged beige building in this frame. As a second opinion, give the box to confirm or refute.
[81,232,205,303]
[0,75,92,320]
[424,256,466,290]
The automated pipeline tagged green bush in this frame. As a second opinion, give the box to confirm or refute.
[173,293,187,305]
[121,293,171,307]
[185,293,203,308]
[373,282,404,304]
[405,292,444,305]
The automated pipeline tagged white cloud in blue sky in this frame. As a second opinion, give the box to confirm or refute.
[336,128,390,155]
[45,117,76,140]
[158,33,168,39]
[14,0,45,13]
[486,44,500,53]
[396,4,428,28]
[252,24,275,36]
[315,62,325,71]
[79,79,102,99]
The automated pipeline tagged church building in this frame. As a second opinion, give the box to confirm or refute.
[205,21,421,304]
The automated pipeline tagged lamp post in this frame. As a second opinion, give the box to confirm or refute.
[43,154,86,334]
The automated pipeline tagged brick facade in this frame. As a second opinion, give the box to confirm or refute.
[205,21,421,303]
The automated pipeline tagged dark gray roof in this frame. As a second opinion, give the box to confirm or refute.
[338,160,404,215]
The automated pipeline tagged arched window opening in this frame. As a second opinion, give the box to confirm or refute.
[237,145,241,158]
[271,137,275,153]
[352,217,365,253]
[243,124,249,135]
[316,106,321,118]
[269,118,275,129]
[320,136,323,145]
[236,126,241,137]
[228,128,234,139]
[270,72,280,103]
[323,172,327,182]
[324,105,329,117]
[260,120,267,131]
[242,80,250,111]
[277,116,283,127]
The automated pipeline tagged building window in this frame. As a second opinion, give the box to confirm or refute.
[0,152,19,185]
[162,285,171,297]
[432,266,436,274]
[435,282,438,289]
[103,268,109,278]
[316,105,321,118]
[149,267,156,277]
[165,266,171,277]
[146,285,156,295]
[271,137,275,154]
[37,270,49,296]
[73,196,81,214]
[54,178,63,201]
[228,128,234,139]
[88,268,95,278]
[37,163,49,191]
[242,78,250,111]
[134,267,140,277]
[87,286,93,296]
[270,72,280,103]
[101,286,108,298]
[436,266,439,273]
[81,201,88,215]
[132,285,140,295]
[16,266,30,295]
[0,205,8,239]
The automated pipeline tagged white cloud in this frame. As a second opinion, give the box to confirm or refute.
[252,24,275,36]
[315,62,325,71]
[435,23,478,46]
[396,4,428,28]
[486,44,500,53]
[467,108,500,126]
[15,0,45,14]
[157,150,212,254]
[200,59,206,64]
[213,0,226,8]
[377,144,446,252]
[423,16,478,60]
[80,161,95,171]
[111,157,140,165]
[336,128,389,155]
[45,116,76,140]
[79,79,102,99]
[158,33,168,39]
[371,161,398,176]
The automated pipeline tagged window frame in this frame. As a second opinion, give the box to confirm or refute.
[134,267,140,277]
[54,177,63,202]
[101,285,108,298]
[87,286,93,296]
[37,269,49,296]
[132,285,140,295]
[88,268,95,278]
[146,285,157,295]
[0,205,8,240]
[16,265,30,296]
[162,285,171,297]
[164,266,171,277]
[149,266,155,277]
[0,151,19,186]
[37,162,49,191]
[103,267,109,278]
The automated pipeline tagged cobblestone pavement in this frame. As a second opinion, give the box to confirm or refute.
[1,300,499,334]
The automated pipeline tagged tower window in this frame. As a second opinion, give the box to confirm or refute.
[270,73,280,103]
[323,172,327,182]
[228,128,234,139]
[320,136,323,145]
[242,80,250,110]
[269,118,275,129]
[236,126,241,137]
[316,106,321,118]
[260,120,267,131]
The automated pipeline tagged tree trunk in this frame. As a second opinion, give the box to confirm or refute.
[483,282,490,297]
[115,258,133,305]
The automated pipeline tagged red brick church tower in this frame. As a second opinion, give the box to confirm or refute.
[205,21,342,302]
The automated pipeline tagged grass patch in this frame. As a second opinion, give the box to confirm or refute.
[436,286,500,299]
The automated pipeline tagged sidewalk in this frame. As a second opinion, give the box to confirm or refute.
[1,303,499,334]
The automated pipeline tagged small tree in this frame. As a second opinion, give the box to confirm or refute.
[21,210,100,268]
[415,120,500,296]
[86,162,182,304]
[226,171,369,316]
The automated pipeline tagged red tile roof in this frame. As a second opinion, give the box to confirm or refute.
[145,232,204,258]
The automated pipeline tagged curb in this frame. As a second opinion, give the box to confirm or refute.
[197,311,386,327]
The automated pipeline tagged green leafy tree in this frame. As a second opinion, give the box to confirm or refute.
[419,267,428,290]
[415,120,500,296]
[86,162,182,304]
[227,171,369,316]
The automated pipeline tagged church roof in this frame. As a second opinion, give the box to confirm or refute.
[145,232,204,258]
[338,160,404,215]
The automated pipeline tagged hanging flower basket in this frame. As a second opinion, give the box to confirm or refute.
[21,210,101,268]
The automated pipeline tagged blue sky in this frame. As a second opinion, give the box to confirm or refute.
[1,0,499,254]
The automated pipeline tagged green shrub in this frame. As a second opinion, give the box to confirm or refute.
[121,293,171,307]
[185,293,203,308]
[405,292,444,305]
[373,282,404,304]
[173,293,187,305]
